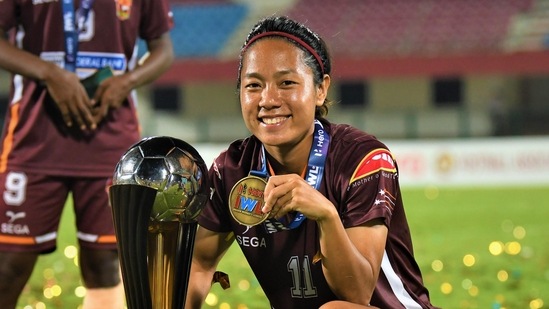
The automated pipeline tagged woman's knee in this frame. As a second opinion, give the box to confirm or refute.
[79,248,121,288]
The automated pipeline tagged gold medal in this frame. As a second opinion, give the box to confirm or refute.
[229,175,269,226]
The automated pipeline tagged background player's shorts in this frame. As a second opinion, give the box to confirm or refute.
[0,171,117,253]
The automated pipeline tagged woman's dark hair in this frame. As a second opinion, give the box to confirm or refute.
[237,16,332,117]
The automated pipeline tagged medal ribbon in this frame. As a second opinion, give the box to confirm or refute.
[61,0,94,72]
[257,119,330,232]
[249,147,269,179]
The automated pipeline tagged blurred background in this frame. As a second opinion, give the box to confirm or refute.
[134,0,549,144]
[2,0,549,308]
[1,0,549,142]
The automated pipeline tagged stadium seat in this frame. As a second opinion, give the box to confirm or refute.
[284,0,535,57]
[169,3,248,57]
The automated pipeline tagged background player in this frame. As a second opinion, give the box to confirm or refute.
[0,1,173,308]
[186,15,439,308]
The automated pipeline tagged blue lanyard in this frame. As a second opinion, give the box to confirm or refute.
[255,119,330,231]
[61,0,94,72]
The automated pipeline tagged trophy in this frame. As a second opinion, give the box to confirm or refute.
[109,136,209,309]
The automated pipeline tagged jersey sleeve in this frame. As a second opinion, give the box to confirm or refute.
[139,0,173,41]
[339,144,400,229]
[197,152,234,233]
[0,0,17,31]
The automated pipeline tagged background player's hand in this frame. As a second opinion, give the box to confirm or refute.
[91,74,132,124]
[262,174,337,222]
[43,65,96,130]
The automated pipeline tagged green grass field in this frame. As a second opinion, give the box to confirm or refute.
[17,186,548,309]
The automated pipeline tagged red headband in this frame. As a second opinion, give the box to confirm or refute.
[242,31,325,75]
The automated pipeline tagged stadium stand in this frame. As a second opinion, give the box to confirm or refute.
[166,0,543,59]
[159,0,549,83]
[285,0,536,57]
[169,3,248,57]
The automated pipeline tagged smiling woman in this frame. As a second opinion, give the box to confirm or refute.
[185,15,439,309]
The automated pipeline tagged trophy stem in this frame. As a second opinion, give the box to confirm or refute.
[151,231,167,308]
[148,221,197,309]
[109,185,156,309]
[175,222,197,308]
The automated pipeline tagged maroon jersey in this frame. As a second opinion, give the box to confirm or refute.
[0,0,172,177]
[199,119,438,309]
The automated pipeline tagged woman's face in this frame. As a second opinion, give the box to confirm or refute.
[239,38,328,150]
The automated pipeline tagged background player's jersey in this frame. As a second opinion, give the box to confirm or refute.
[199,119,438,309]
[0,0,172,177]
